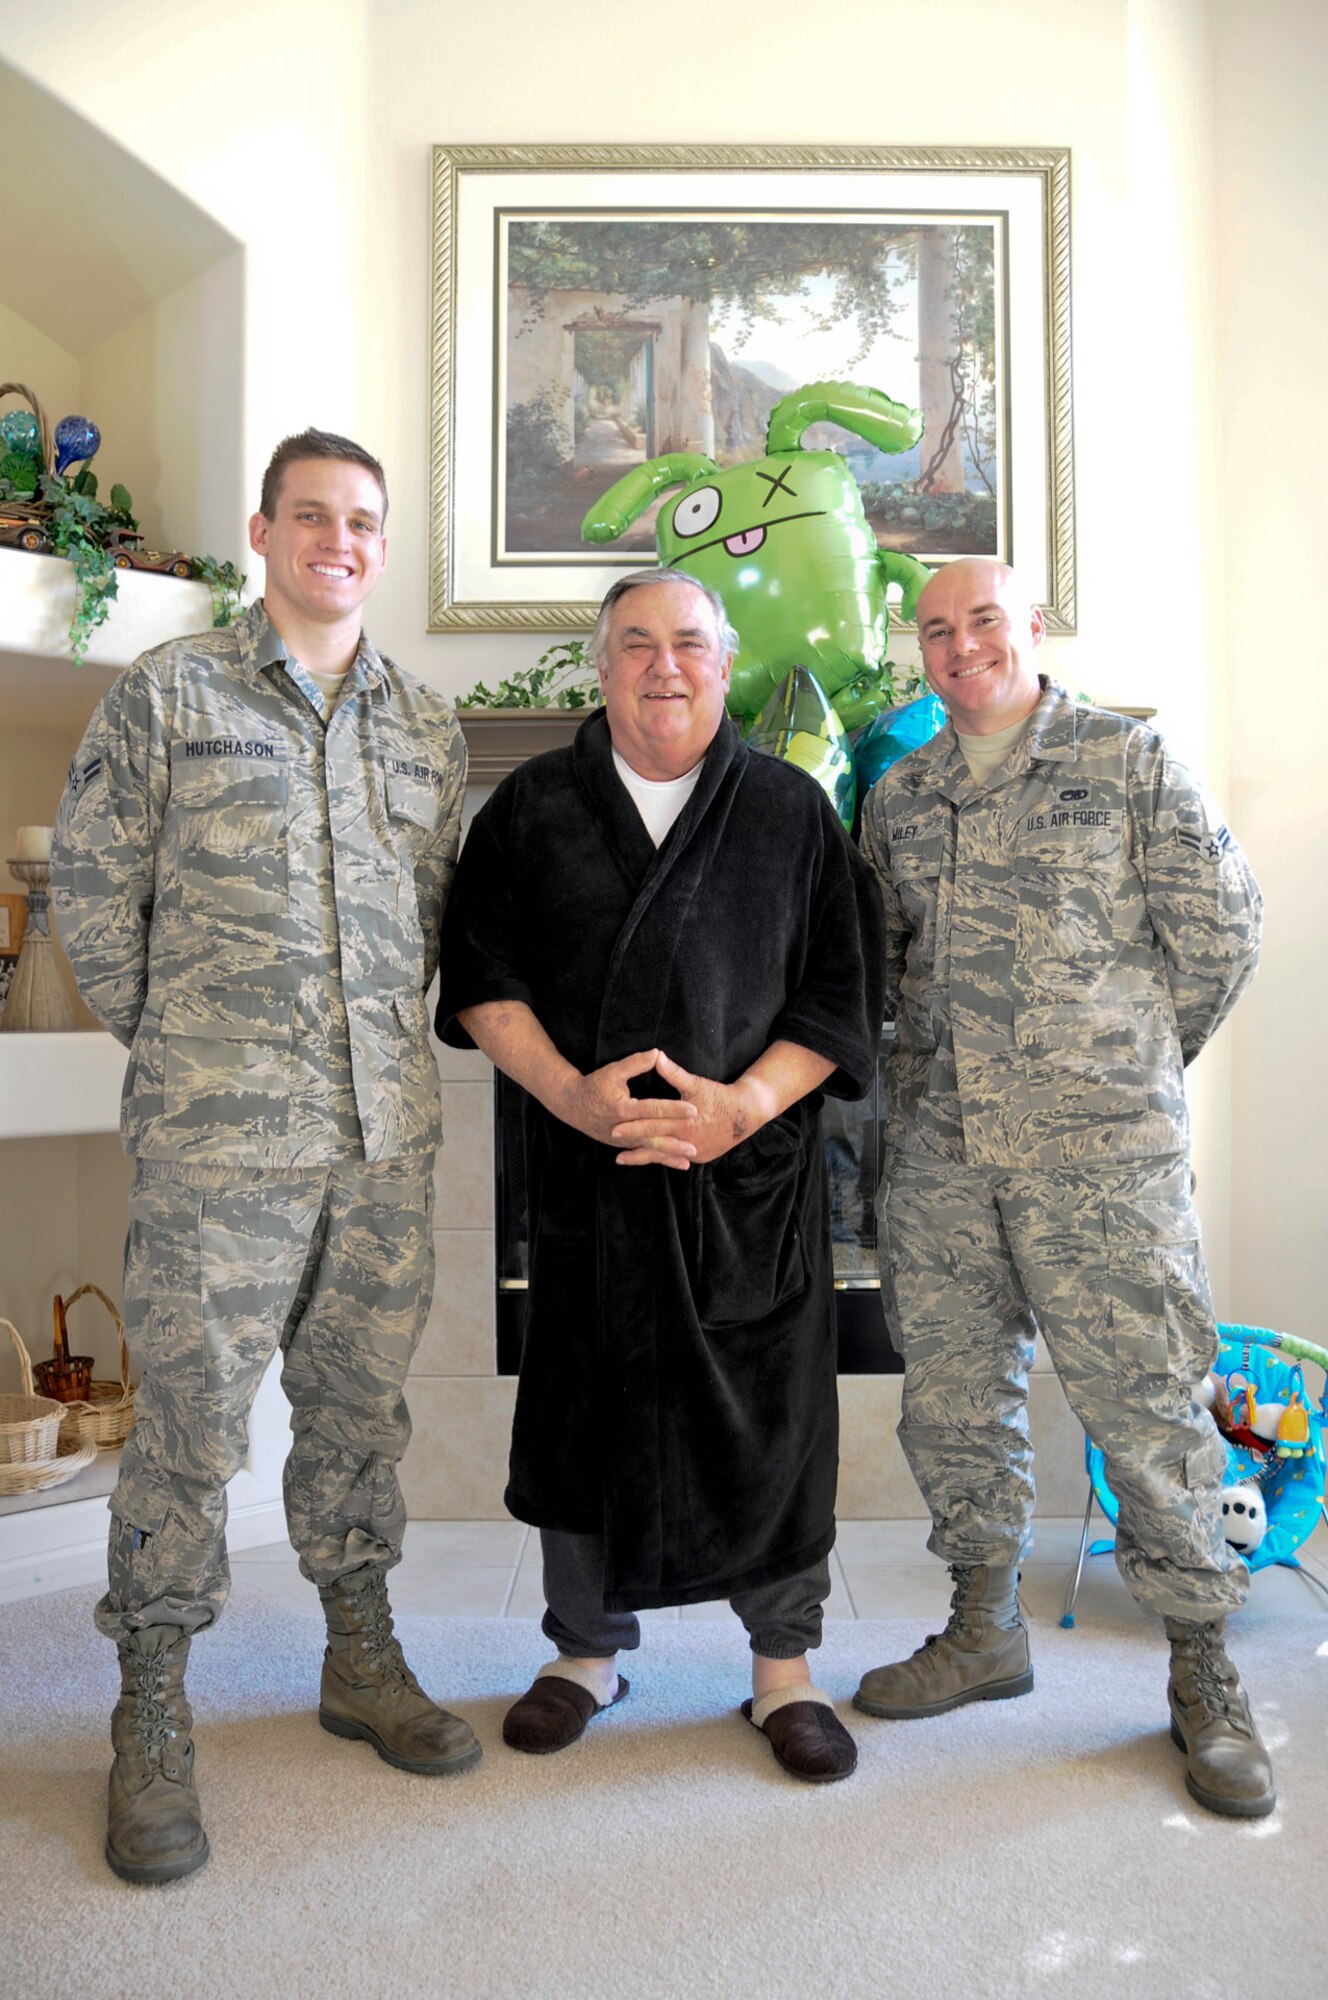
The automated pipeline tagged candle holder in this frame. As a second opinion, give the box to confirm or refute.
[0,857,74,1032]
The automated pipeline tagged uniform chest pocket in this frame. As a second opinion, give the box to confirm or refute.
[693,1115,808,1326]
[385,768,439,832]
[890,837,945,933]
[171,759,290,916]
[1011,824,1120,981]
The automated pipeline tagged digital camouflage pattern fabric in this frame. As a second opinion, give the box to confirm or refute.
[880,1154,1246,1620]
[52,602,466,1166]
[859,682,1262,1170]
[861,680,1261,1620]
[96,1154,435,1643]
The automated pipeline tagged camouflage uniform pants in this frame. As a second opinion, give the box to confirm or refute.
[880,1154,1247,1622]
[94,1154,435,1644]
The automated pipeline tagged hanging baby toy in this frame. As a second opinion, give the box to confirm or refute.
[581,380,934,731]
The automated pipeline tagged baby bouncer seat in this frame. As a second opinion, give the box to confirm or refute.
[1061,1325,1328,1626]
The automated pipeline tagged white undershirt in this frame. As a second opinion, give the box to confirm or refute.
[955,715,1031,782]
[611,746,704,847]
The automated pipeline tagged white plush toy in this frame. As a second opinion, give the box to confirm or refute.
[1220,1483,1267,1556]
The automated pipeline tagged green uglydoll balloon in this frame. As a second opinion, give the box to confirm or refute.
[747,666,856,830]
[581,380,934,728]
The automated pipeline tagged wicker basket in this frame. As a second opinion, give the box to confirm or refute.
[0,1427,97,1497]
[59,1285,136,1451]
[0,1317,67,1467]
[0,381,54,475]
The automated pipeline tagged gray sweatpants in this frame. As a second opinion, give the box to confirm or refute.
[881,1153,1247,1624]
[540,1528,831,1659]
[96,1154,435,1645]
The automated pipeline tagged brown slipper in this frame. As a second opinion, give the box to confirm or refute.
[742,1686,858,1784]
[503,1669,630,1755]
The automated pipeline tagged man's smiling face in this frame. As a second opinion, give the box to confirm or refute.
[598,578,732,781]
[916,557,1045,736]
[249,457,387,633]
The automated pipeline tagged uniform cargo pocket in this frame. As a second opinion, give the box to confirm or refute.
[1104,1200,1217,1400]
[694,1115,808,1326]
[172,758,289,916]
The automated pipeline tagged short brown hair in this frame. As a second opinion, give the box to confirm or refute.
[259,429,388,521]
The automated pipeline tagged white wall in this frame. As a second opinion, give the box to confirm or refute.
[1215,0,1328,1331]
[2,0,1322,1330]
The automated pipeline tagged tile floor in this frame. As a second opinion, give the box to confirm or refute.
[229,1516,1328,1631]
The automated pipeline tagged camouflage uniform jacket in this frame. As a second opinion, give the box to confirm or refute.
[859,680,1261,1169]
[52,602,466,1166]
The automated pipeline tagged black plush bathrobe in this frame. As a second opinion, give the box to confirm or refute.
[435,710,884,1610]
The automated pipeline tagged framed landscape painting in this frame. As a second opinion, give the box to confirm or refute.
[429,144,1074,633]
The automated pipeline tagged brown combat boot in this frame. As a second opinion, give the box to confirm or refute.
[854,1563,1033,1719]
[318,1566,481,1775]
[1165,1617,1275,1817]
[106,1626,209,1884]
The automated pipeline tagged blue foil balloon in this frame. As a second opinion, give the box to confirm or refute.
[748,666,856,829]
[852,693,947,799]
[53,414,100,477]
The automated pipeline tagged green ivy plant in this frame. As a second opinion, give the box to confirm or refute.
[1,459,245,665]
[459,637,599,710]
[192,554,246,630]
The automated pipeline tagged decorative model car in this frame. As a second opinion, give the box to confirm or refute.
[108,538,195,579]
[0,504,53,554]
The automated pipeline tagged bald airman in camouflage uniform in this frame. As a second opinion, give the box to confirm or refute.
[52,430,478,1886]
[854,558,1273,1819]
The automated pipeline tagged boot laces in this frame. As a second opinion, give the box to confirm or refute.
[126,1655,176,1756]
[915,1567,978,1653]
[1182,1627,1244,1730]
[356,1581,413,1689]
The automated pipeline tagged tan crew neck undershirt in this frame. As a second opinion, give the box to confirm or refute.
[955,715,1031,782]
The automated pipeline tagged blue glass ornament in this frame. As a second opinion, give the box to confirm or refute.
[749,666,856,829]
[0,411,41,456]
[852,693,946,799]
[53,415,100,477]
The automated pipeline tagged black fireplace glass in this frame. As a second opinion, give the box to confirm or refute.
[493,1027,902,1376]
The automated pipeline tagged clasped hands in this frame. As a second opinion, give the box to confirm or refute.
[558,1048,765,1170]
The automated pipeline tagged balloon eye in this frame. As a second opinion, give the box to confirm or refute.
[672,486,722,537]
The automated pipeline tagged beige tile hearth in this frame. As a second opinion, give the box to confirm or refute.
[414,1228,495,1375]
[400,1374,517,1518]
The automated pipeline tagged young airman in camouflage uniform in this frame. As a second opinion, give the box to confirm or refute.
[52,431,477,1885]
[855,557,1273,1818]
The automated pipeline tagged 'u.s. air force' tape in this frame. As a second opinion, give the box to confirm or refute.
[65,754,104,799]
[1178,823,1233,862]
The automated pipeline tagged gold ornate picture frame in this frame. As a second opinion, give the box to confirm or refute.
[429,144,1074,634]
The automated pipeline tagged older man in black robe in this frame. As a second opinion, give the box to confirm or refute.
[435,569,883,1782]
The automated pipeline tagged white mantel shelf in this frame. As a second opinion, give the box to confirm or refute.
[0,548,215,730]
[0,1030,124,1140]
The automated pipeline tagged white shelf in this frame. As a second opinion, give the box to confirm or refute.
[0,549,215,729]
[0,1030,124,1139]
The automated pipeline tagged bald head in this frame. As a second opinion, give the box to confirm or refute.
[916,558,1045,736]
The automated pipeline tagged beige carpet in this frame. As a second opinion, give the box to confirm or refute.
[1,1583,1324,2000]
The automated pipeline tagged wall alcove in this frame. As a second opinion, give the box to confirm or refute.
[0,58,263,1565]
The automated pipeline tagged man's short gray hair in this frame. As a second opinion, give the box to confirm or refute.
[592,567,740,672]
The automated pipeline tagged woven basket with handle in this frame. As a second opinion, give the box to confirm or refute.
[0,1317,65,1465]
[0,1316,97,1493]
[59,1285,136,1450]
